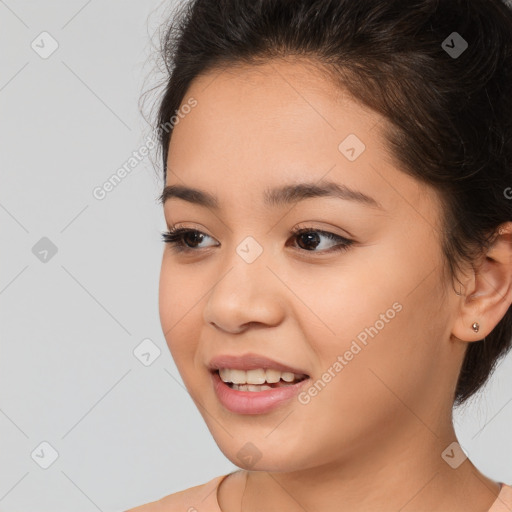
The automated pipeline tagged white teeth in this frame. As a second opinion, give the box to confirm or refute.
[230,369,246,384]
[246,368,266,385]
[265,369,281,383]
[232,384,273,392]
[219,368,230,382]
[218,368,305,385]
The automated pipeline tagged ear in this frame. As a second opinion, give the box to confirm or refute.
[451,222,512,343]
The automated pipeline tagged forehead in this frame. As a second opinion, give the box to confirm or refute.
[165,58,440,224]
[168,57,382,164]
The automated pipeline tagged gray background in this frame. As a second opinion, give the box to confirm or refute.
[0,1,511,511]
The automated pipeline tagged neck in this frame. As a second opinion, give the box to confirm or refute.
[238,421,500,512]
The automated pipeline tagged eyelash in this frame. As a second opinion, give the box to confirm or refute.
[160,225,354,255]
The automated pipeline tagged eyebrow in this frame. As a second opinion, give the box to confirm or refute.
[158,180,383,210]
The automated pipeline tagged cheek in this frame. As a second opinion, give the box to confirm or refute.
[290,302,440,457]
[158,259,202,361]
[293,245,445,397]
[288,258,404,349]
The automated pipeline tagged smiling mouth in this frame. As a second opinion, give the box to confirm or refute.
[214,369,310,391]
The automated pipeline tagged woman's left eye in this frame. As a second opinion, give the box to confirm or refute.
[288,227,354,253]
[161,226,354,254]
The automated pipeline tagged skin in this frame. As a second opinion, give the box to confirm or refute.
[149,57,512,512]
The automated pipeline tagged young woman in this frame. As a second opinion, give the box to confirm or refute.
[127,0,512,510]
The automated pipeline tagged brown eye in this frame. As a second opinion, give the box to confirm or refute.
[289,228,354,253]
[161,228,218,252]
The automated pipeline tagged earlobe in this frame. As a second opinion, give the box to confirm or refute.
[451,222,512,343]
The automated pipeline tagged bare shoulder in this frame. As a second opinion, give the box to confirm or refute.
[124,476,226,512]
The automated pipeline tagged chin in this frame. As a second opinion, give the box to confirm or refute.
[211,436,315,473]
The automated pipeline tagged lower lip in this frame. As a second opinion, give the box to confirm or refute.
[211,371,310,415]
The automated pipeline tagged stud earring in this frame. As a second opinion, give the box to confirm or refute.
[472,322,480,333]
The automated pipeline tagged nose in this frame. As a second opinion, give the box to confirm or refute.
[202,245,286,334]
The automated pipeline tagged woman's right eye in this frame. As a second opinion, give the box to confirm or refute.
[161,228,218,253]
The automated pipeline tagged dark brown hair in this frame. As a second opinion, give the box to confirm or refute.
[153,0,512,406]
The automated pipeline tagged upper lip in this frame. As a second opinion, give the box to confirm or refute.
[208,353,309,376]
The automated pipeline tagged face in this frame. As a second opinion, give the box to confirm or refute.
[158,58,465,472]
